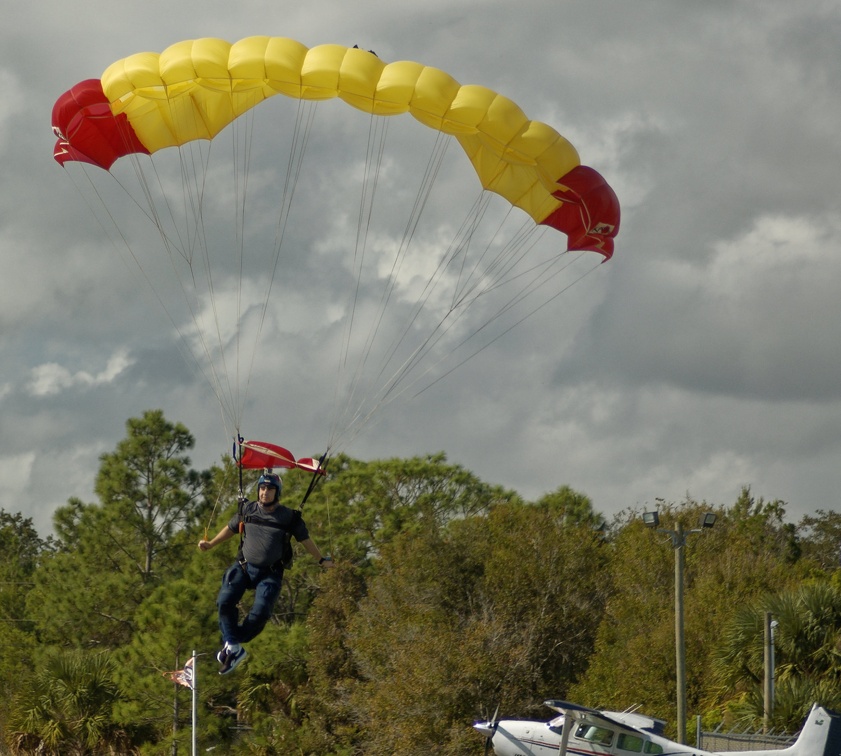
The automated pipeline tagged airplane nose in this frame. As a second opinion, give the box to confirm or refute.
[474,721,496,738]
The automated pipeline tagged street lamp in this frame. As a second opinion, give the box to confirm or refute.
[764,615,778,731]
[643,510,716,744]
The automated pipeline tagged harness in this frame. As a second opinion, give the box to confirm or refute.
[236,500,302,574]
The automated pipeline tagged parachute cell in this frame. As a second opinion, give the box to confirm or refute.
[52,36,619,256]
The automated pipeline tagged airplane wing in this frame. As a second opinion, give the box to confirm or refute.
[544,700,632,732]
[544,700,667,736]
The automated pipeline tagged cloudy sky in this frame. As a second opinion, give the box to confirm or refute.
[3,1,840,536]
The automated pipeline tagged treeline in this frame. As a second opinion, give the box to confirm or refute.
[1,409,840,754]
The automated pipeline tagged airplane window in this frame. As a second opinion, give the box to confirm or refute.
[575,724,614,746]
[617,734,644,752]
[644,742,664,754]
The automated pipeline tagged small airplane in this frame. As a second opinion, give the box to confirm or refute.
[474,699,841,756]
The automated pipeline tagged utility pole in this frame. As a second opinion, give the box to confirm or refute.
[674,521,687,745]
[643,510,717,745]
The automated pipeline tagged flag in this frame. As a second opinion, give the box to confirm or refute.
[165,656,194,690]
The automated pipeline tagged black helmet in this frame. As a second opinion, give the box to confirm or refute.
[257,472,282,496]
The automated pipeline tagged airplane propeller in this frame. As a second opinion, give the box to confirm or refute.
[475,705,499,756]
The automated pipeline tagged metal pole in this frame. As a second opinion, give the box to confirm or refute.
[172,654,180,756]
[674,522,686,745]
[763,612,772,731]
[192,649,197,756]
[770,621,776,716]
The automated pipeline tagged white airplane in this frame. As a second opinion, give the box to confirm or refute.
[474,699,841,756]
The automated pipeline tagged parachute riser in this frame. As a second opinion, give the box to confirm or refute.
[234,434,245,500]
[299,450,330,512]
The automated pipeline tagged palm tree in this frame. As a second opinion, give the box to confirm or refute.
[711,581,841,730]
[8,650,136,755]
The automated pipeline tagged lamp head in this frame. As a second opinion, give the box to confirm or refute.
[699,512,717,529]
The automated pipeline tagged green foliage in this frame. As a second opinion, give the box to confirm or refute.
[93,409,207,578]
[570,492,806,735]
[6,411,841,752]
[8,650,137,754]
[26,411,213,649]
[712,581,841,730]
[330,501,608,754]
[293,452,520,567]
[797,509,841,571]
[0,511,53,732]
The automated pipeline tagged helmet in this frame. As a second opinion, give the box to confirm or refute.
[257,472,282,497]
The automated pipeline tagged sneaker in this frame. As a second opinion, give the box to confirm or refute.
[216,646,229,665]
[219,646,247,675]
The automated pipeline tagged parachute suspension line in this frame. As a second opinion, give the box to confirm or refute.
[225,101,259,429]
[331,132,504,450]
[107,144,238,428]
[240,99,317,423]
[61,164,224,406]
[169,138,242,433]
[329,112,390,448]
[352,186,492,414]
[331,219,599,451]
[78,165,243,427]
[353,147,569,414]
[397,230,581,394]
[202,437,242,541]
[336,255,601,447]
[415,255,603,397]
[72,155,243,440]
[368,132,454,370]
[329,121,452,449]
[123,136,243,435]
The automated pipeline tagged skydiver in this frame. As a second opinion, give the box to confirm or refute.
[198,472,333,674]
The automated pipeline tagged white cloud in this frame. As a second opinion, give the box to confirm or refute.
[27,349,134,397]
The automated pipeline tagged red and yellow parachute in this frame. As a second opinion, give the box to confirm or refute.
[51,37,620,453]
[52,36,618,257]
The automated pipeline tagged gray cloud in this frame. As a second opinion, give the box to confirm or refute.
[2,0,840,535]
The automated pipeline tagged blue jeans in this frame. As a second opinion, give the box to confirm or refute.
[217,562,282,645]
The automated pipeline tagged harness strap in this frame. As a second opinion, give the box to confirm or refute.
[236,502,302,571]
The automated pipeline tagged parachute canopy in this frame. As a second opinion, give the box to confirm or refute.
[51,36,621,453]
[52,36,619,257]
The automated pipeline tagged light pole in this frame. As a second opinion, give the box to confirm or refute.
[643,510,716,745]
[763,614,778,731]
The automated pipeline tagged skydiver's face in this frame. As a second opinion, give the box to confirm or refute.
[258,484,278,506]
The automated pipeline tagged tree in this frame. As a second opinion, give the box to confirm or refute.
[0,511,53,738]
[94,409,206,579]
[26,410,212,648]
[338,499,608,755]
[797,509,841,572]
[293,452,520,566]
[110,576,222,750]
[8,650,136,755]
[570,492,803,736]
[712,581,841,730]
[533,485,603,527]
